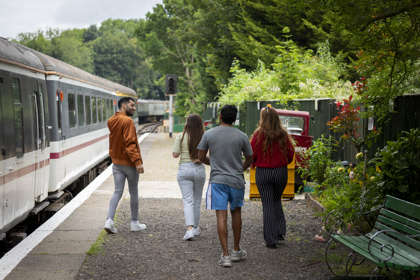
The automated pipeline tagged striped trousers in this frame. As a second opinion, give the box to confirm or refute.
[255,166,288,246]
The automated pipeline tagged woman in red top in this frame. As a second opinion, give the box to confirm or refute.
[250,106,294,248]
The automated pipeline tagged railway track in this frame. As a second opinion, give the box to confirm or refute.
[0,122,161,258]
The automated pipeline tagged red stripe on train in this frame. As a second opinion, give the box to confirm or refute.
[0,159,50,185]
[49,134,108,159]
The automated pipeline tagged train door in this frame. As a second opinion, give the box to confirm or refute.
[0,76,20,229]
[0,75,5,228]
[32,81,49,202]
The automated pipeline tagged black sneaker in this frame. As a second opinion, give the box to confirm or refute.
[266,243,277,249]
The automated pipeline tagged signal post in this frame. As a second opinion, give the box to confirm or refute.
[165,74,177,137]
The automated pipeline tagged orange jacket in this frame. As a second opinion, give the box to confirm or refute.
[108,112,143,167]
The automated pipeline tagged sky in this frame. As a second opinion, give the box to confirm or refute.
[0,0,163,39]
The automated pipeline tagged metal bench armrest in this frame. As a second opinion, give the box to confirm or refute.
[323,209,343,238]
[368,230,397,263]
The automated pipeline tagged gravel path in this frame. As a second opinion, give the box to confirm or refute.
[77,198,330,280]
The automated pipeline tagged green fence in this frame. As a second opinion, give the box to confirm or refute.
[238,94,420,163]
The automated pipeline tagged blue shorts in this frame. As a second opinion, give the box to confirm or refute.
[206,183,244,210]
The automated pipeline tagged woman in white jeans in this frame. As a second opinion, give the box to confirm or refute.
[173,114,206,240]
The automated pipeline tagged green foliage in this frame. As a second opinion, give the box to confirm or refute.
[218,41,352,106]
[310,0,420,121]
[16,19,164,100]
[299,135,337,185]
[374,128,420,203]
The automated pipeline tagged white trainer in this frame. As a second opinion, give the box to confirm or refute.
[104,218,117,234]
[231,249,247,262]
[218,254,232,267]
[183,229,195,240]
[130,221,147,231]
[192,226,201,236]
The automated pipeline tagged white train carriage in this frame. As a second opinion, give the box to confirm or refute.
[137,99,168,123]
[0,38,51,232]
[0,37,137,234]
[34,52,136,193]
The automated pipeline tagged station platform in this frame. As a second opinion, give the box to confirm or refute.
[1,132,329,280]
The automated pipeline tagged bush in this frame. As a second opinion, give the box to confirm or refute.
[374,128,420,204]
[299,135,337,185]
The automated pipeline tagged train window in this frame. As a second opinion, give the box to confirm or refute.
[68,93,76,128]
[77,95,85,126]
[0,76,5,160]
[99,98,104,122]
[92,96,97,123]
[33,87,45,150]
[11,78,24,157]
[97,97,102,122]
[106,99,113,119]
[57,91,62,132]
[85,96,91,125]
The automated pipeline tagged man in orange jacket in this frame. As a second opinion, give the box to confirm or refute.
[104,97,146,234]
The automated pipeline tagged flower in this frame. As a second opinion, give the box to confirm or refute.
[356,152,363,160]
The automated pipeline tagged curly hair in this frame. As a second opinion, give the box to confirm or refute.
[252,106,291,157]
[181,114,204,160]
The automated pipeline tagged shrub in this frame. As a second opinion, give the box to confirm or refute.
[299,135,337,185]
[374,128,420,204]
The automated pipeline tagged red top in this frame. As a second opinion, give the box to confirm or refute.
[250,131,295,168]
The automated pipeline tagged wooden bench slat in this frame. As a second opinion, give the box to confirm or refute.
[332,235,419,270]
[380,208,420,231]
[367,231,420,265]
[376,215,420,236]
[375,222,420,250]
[385,195,420,222]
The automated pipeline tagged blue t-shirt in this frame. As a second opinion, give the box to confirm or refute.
[197,125,252,189]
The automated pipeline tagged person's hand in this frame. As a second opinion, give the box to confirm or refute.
[192,159,201,164]
[136,164,144,174]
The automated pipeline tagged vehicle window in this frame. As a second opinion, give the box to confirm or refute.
[0,77,4,160]
[77,94,85,126]
[11,78,24,157]
[68,93,76,128]
[92,96,97,123]
[279,115,304,135]
[98,97,103,122]
[85,96,91,125]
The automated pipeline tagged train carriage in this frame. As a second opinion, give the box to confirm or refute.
[33,51,136,193]
[0,37,137,234]
[0,38,50,232]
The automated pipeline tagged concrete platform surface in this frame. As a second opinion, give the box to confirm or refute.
[3,132,309,280]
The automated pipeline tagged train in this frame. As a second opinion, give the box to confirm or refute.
[136,99,168,124]
[0,37,140,235]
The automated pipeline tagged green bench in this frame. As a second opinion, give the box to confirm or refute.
[325,195,420,279]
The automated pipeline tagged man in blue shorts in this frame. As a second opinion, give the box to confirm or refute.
[198,105,253,267]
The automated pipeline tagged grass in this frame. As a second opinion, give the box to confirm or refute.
[86,229,107,256]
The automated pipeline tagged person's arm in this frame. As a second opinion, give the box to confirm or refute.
[172,134,181,158]
[242,134,254,171]
[198,149,210,165]
[287,137,295,164]
[250,133,258,167]
[122,119,143,172]
[243,155,253,171]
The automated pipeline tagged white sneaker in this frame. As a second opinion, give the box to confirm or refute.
[104,218,117,234]
[183,229,195,240]
[231,249,247,262]
[130,221,147,231]
[192,226,201,236]
[218,254,232,267]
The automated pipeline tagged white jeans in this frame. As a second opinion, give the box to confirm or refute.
[177,162,206,227]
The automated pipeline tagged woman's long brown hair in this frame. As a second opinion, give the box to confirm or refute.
[181,114,204,160]
[252,107,290,156]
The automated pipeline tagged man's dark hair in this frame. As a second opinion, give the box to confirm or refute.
[118,97,136,109]
[220,105,237,125]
